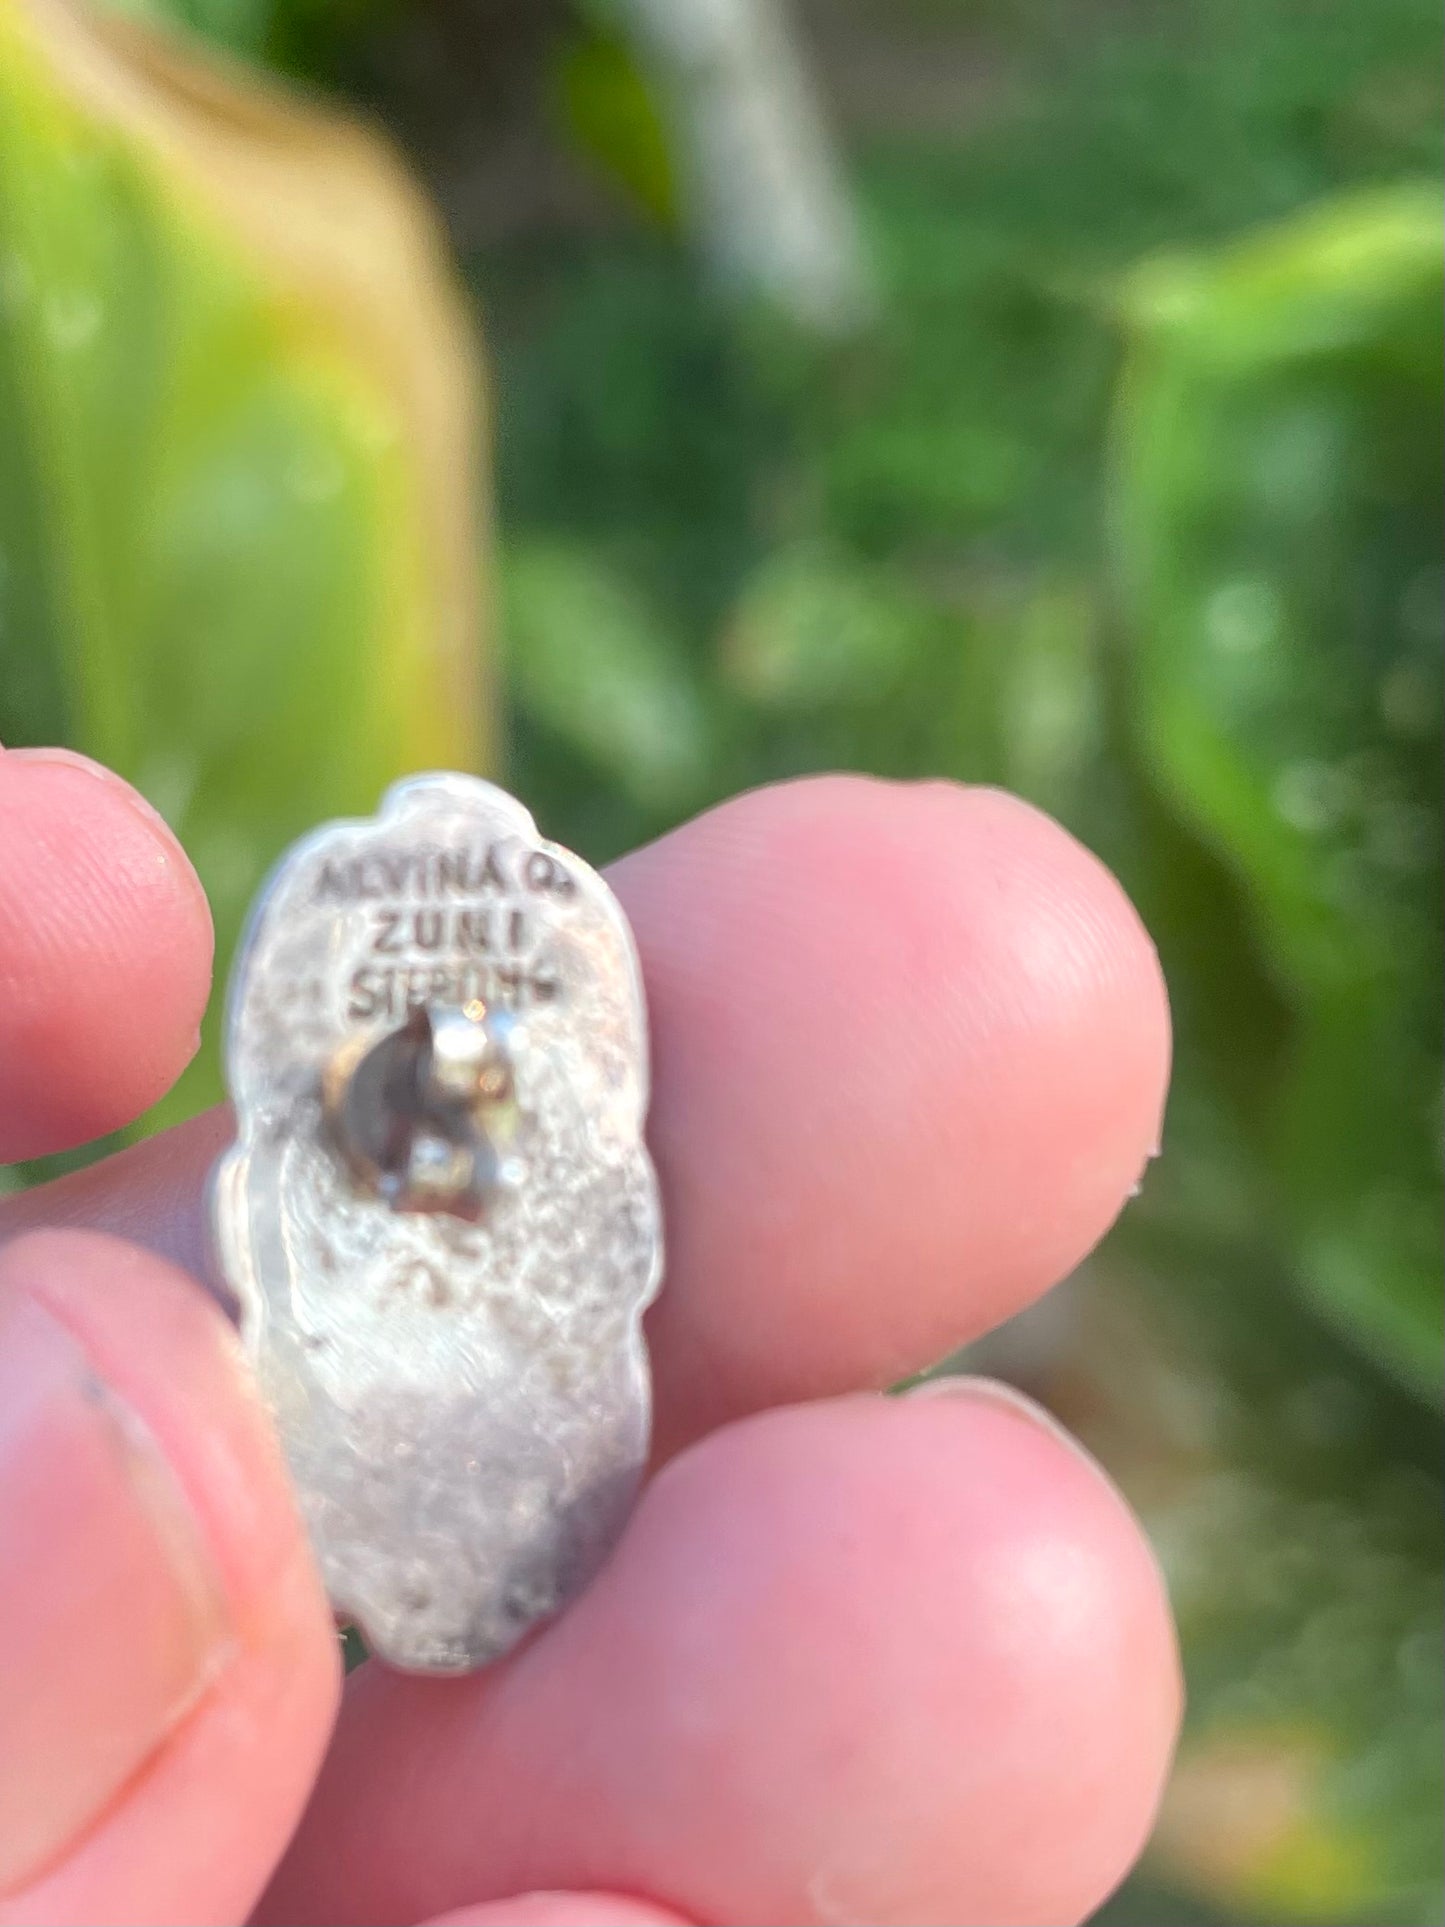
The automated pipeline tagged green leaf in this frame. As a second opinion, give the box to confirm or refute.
[553,27,678,229]
[0,0,492,1135]
[1112,186,1444,1396]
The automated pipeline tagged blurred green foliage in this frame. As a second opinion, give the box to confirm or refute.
[1115,187,1443,1398]
[1,0,1440,1919]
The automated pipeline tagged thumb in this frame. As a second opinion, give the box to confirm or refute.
[0,1230,338,1927]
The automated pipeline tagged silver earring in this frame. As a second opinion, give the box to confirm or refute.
[212,774,662,1672]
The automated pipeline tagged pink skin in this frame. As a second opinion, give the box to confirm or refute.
[0,1231,339,1927]
[260,1390,1177,1927]
[422,1902,692,1927]
[0,749,213,1160]
[0,750,1179,1927]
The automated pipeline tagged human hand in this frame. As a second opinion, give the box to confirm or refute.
[0,749,1178,1927]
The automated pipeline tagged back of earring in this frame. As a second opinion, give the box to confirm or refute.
[211,773,663,1672]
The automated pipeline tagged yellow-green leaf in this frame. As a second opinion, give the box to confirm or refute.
[0,0,493,1134]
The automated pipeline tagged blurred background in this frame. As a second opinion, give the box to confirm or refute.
[0,0,1440,1918]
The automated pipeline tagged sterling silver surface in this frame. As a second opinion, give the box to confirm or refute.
[212,774,662,1672]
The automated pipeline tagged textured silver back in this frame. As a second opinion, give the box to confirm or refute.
[212,774,662,1671]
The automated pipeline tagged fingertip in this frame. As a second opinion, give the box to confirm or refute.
[5,749,209,907]
[264,1386,1180,1927]
[900,1372,1185,1744]
[601,1388,1183,1926]
[618,773,1173,1442]
[907,1381,1184,1920]
[882,779,1170,1177]
[928,781,1172,1157]
[0,750,214,1158]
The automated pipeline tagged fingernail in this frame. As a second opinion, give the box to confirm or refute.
[0,1292,233,1894]
[904,1372,1098,1465]
[6,745,166,825]
[904,1374,1177,1623]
